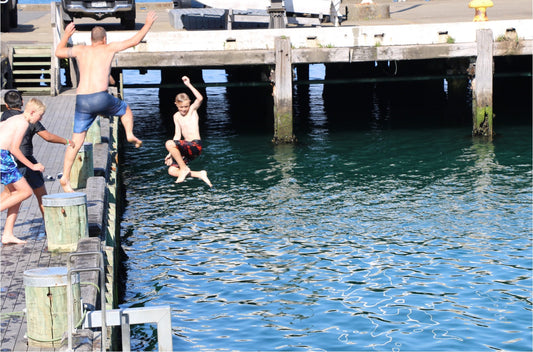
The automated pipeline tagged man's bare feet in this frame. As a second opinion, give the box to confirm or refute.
[2,234,26,245]
[176,166,191,183]
[60,177,74,193]
[198,170,212,187]
[127,136,143,148]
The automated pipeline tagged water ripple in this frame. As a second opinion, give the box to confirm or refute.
[119,79,531,351]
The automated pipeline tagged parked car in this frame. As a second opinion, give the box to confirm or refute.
[60,0,136,29]
[1,0,18,32]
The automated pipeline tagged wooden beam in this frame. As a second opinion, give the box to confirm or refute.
[111,40,532,69]
[473,29,494,137]
[272,36,295,143]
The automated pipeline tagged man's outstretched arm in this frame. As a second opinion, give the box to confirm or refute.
[109,11,158,52]
[55,22,76,58]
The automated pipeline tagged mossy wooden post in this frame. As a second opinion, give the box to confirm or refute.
[273,36,295,143]
[86,115,102,145]
[24,267,81,347]
[472,29,494,138]
[71,142,94,189]
[43,192,89,252]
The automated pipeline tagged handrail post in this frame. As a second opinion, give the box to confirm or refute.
[51,2,61,95]
[67,251,107,352]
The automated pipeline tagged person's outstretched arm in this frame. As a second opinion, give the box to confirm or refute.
[37,130,75,149]
[182,76,204,111]
[109,11,158,52]
[55,22,77,58]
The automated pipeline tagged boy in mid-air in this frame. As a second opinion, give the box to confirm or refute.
[0,98,46,244]
[164,76,211,187]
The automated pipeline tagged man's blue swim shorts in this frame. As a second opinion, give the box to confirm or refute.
[1,149,23,185]
[74,91,128,133]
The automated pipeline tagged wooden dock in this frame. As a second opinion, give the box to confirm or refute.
[56,1,532,140]
[1,1,532,139]
[0,1,532,348]
[0,92,113,351]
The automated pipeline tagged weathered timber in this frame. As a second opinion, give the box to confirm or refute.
[62,17,531,140]
[71,142,95,189]
[61,19,533,69]
[473,29,494,137]
[107,40,532,69]
[42,192,89,252]
[23,267,82,347]
[86,116,102,145]
[273,36,295,143]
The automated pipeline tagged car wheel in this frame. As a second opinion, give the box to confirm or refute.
[1,7,10,32]
[60,7,73,28]
[121,8,136,30]
[9,7,17,28]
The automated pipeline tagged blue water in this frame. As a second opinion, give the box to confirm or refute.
[118,68,532,351]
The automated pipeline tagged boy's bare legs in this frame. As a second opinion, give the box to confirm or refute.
[0,187,22,243]
[165,140,190,183]
[2,202,23,244]
[190,170,212,187]
[0,184,47,244]
[120,106,142,148]
[168,166,211,187]
[0,180,32,212]
[0,180,32,244]
[33,185,47,217]
[60,131,86,192]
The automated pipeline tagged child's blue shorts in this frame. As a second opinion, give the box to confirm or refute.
[1,149,23,185]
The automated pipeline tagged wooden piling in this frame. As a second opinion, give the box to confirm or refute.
[23,267,81,347]
[86,116,102,145]
[43,192,89,252]
[71,142,94,189]
[273,36,295,143]
[472,29,494,137]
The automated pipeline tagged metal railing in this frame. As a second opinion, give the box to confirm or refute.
[51,2,62,95]
[83,306,173,352]
[67,251,107,352]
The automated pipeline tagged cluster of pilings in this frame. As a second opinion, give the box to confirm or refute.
[148,29,530,142]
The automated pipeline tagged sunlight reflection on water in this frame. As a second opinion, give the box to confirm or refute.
[120,69,532,351]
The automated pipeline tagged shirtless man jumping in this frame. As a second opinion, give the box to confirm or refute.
[55,11,157,192]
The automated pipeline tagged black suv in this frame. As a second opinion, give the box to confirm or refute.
[61,0,136,29]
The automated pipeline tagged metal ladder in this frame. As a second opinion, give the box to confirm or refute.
[67,251,107,352]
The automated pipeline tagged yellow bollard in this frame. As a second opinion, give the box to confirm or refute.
[468,0,493,22]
